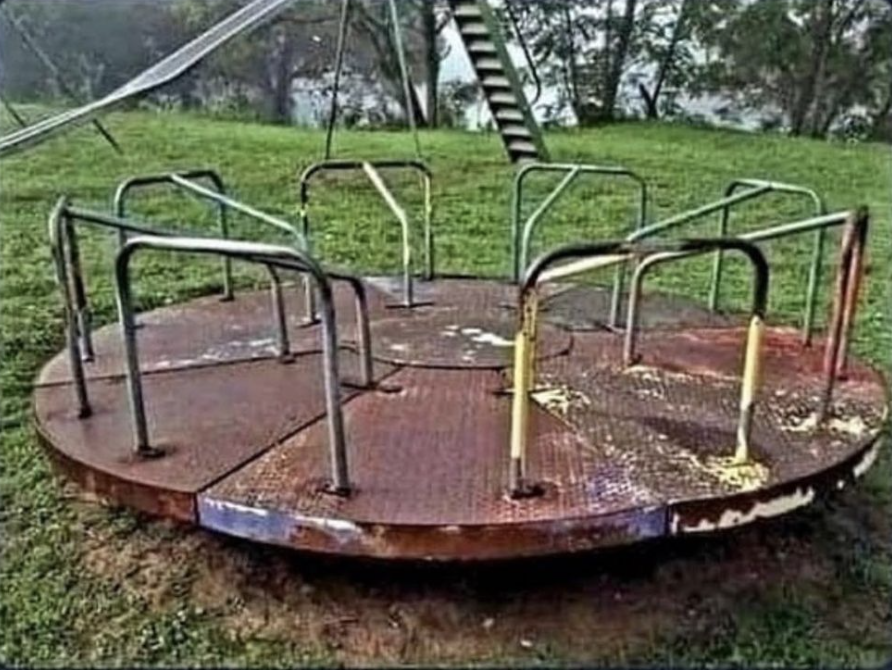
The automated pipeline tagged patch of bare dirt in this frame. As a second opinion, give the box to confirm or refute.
[70,472,892,666]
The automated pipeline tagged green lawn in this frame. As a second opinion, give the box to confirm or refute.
[1,111,890,667]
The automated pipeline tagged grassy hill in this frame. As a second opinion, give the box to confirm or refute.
[1,111,890,666]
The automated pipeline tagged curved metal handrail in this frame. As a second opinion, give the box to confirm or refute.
[114,235,354,494]
[298,159,435,312]
[627,178,826,343]
[47,201,373,424]
[509,238,769,497]
[511,161,649,327]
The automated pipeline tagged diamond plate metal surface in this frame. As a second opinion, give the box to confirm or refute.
[34,279,888,558]
[38,281,391,385]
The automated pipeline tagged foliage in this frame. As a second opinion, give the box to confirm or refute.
[691,0,892,139]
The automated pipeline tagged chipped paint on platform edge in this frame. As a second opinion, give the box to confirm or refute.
[671,435,885,535]
[670,486,817,534]
[197,497,362,546]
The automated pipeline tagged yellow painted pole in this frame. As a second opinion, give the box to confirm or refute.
[736,314,764,463]
[509,291,539,494]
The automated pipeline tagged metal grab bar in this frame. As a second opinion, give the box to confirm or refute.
[48,201,290,417]
[511,162,649,328]
[708,179,826,344]
[51,196,289,354]
[114,170,234,299]
[48,201,374,423]
[114,169,313,322]
[298,159,435,314]
[627,178,826,342]
[114,235,354,494]
[509,238,769,497]
[623,210,852,368]
[113,169,307,300]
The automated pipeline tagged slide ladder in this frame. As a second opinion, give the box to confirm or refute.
[449,0,548,163]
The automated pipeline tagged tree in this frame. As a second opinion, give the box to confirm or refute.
[0,0,181,102]
[635,0,695,119]
[351,0,451,127]
[171,0,338,124]
[510,0,651,125]
[691,0,892,138]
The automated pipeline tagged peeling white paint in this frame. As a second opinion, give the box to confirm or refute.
[204,498,271,518]
[827,414,869,438]
[853,441,880,479]
[470,332,513,347]
[292,515,362,536]
[672,486,815,534]
[783,411,871,438]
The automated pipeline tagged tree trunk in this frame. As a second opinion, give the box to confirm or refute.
[790,0,834,136]
[420,1,439,128]
[638,0,690,120]
[271,29,295,124]
[353,3,425,125]
[870,77,892,140]
[600,0,637,122]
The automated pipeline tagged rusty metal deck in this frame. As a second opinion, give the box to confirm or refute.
[34,278,888,559]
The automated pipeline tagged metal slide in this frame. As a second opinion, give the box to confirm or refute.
[0,0,303,158]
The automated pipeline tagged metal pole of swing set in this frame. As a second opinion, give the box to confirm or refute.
[1,95,27,128]
[0,7,123,154]
[387,0,422,159]
[325,0,351,160]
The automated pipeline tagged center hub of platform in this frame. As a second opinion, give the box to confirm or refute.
[369,306,571,368]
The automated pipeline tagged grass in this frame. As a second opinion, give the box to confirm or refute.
[1,110,890,667]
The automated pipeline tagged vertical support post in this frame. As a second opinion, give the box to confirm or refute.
[388,0,421,159]
[267,266,292,361]
[51,208,91,418]
[819,210,868,420]
[623,259,645,367]
[315,278,351,494]
[801,228,825,346]
[833,218,867,378]
[735,314,764,463]
[114,247,162,458]
[509,291,539,497]
[63,217,94,361]
[210,176,235,301]
[362,161,414,307]
[349,279,374,388]
[422,171,435,280]
[297,189,319,325]
[609,180,648,329]
[708,203,733,311]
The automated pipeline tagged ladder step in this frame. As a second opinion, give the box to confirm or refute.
[494,108,524,122]
[500,124,532,138]
[452,5,483,19]
[459,22,490,37]
[466,40,497,55]
[480,74,511,89]
[488,91,518,105]
[508,139,538,153]
[473,57,504,71]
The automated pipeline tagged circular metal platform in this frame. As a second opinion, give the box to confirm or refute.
[34,278,888,560]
